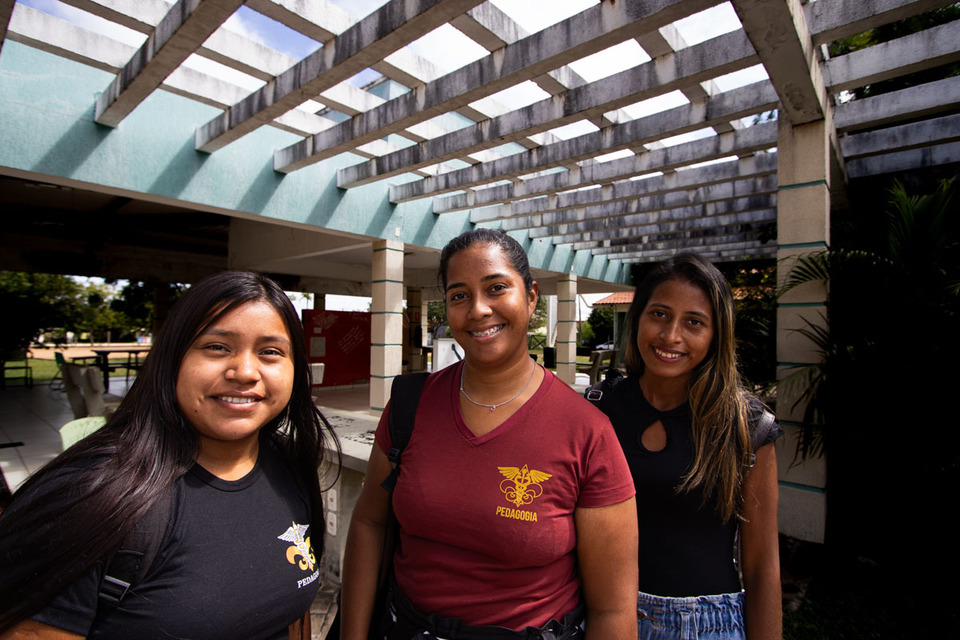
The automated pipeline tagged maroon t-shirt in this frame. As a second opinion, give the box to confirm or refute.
[376,362,634,630]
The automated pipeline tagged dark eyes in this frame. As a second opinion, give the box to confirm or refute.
[447,283,508,302]
[199,343,285,357]
[647,310,706,327]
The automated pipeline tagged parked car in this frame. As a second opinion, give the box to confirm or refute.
[595,341,615,351]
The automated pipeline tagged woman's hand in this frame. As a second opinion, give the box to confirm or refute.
[575,497,639,640]
[0,620,84,639]
[740,443,781,640]
[339,444,393,640]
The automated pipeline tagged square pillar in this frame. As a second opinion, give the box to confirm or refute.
[555,275,577,385]
[775,116,831,543]
[370,240,404,411]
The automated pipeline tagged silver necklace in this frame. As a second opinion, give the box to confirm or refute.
[460,361,538,412]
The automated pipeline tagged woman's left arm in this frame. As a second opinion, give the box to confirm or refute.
[574,497,638,640]
[740,443,781,640]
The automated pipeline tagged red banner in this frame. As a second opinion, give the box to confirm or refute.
[302,309,371,387]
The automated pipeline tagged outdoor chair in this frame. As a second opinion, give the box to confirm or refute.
[1,348,34,390]
[576,349,619,386]
[59,416,107,451]
[51,350,98,393]
[62,363,121,419]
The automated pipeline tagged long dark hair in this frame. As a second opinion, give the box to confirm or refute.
[0,271,336,631]
[623,252,752,521]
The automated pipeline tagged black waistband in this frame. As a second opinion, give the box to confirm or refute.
[388,577,585,640]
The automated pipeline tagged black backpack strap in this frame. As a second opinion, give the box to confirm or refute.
[746,397,778,467]
[98,490,173,607]
[380,372,429,492]
[584,368,624,404]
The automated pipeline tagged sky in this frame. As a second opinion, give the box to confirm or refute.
[14,0,768,312]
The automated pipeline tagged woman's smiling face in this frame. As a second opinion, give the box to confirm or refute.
[176,300,295,456]
[636,277,714,386]
[444,242,538,369]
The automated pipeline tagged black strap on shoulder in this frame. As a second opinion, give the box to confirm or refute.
[584,367,624,403]
[98,490,173,607]
[380,372,429,493]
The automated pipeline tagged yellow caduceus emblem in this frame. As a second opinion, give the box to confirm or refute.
[498,464,552,507]
[278,522,316,571]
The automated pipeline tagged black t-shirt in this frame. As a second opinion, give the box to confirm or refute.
[598,377,781,597]
[32,439,320,639]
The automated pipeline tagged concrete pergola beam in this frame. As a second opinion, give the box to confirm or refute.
[834,75,960,133]
[602,235,773,253]
[338,29,758,189]
[7,3,136,72]
[847,140,960,178]
[580,224,775,252]
[612,241,778,263]
[8,5,283,114]
[244,0,354,44]
[195,0,485,153]
[806,0,954,46]
[824,21,960,94]
[274,0,722,172]
[458,123,776,216]
[511,177,777,233]
[199,25,298,81]
[732,0,827,126]
[840,113,960,159]
[405,119,779,210]
[530,195,776,238]
[95,0,245,128]
[570,210,777,248]
[449,2,599,123]
[429,80,779,212]
[59,0,169,34]
[471,153,779,223]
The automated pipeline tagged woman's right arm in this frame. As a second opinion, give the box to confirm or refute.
[339,443,393,640]
[0,620,83,640]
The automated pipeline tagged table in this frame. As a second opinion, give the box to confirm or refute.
[91,347,150,392]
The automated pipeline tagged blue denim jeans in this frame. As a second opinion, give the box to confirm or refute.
[636,591,745,640]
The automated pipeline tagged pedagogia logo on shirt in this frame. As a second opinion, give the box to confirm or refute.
[278,522,319,589]
[495,464,552,523]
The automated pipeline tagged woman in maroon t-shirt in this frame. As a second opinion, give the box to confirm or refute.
[341,229,638,640]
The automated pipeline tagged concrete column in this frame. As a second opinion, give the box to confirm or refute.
[555,275,577,385]
[314,293,325,311]
[775,115,831,544]
[370,239,404,411]
[405,287,425,372]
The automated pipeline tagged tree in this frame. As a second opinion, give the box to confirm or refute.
[0,272,83,357]
[586,305,613,346]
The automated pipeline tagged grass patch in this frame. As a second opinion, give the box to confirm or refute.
[3,358,58,384]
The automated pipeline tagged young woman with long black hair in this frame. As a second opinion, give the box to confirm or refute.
[0,271,337,639]
[592,253,782,640]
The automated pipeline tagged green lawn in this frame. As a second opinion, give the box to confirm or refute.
[2,358,134,385]
[3,358,58,384]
